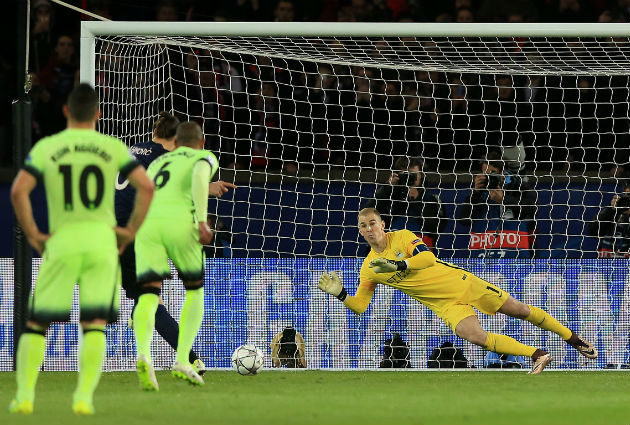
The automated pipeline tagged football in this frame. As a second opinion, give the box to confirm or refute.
[231,344,264,375]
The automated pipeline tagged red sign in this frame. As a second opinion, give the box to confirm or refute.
[469,231,531,250]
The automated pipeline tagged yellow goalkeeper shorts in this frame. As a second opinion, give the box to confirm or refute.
[437,274,509,332]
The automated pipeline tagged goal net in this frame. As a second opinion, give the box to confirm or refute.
[3,23,630,371]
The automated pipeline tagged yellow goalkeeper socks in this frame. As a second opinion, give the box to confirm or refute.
[15,332,46,403]
[175,288,204,365]
[526,305,572,340]
[133,293,159,360]
[73,327,106,407]
[484,332,537,357]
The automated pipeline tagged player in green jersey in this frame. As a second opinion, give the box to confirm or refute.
[9,84,154,415]
[132,121,217,390]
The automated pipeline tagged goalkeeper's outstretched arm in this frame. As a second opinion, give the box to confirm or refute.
[317,272,376,314]
[368,249,436,273]
[317,246,437,313]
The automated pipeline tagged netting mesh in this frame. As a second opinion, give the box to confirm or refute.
[5,31,630,371]
[94,34,630,259]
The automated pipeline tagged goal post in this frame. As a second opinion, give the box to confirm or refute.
[19,21,622,371]
[80,22,630,85]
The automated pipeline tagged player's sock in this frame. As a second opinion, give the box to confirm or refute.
[154,304,199,363]
[15,331,46,403]
[526,305,572,340]
[133,293,159,360]
[484,332,537,357]
[73,327,106,407]
[175,288,204,365]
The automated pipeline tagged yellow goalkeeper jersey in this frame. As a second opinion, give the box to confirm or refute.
[359,229,473,314]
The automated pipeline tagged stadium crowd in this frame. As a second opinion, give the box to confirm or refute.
[2,0,630,259]
[1,0,629,170]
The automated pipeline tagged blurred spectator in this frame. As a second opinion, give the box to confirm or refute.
[203,214,232,258]
[435,11,454,21]
[598,8,627,21]
[456,7,474,22]
[30,0,55,73]
[338,0,391,21]
[455,0,472,9]
[617,0,630,19]
[458,152,537,258]
[156,0,179,21]
[274,0,295,21]
[182,50,246,165]
[186,1,263,21]
[543,0,592,22]
[588,182,630,258]
[229,0,261,21]
[89,0,114,20]
[477,0,535,21]
[250,82,280,168]
[604,163,629,178]
[35,34,78,136]
[365,156,446,249]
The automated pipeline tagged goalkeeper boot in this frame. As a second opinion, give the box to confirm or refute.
[528,351,552,375]
[192,358,207,376]
[8,399,33,414]
[136,354,159,391]
[172,361,204,386]
[566,332,598,359]
[72,400,95,416]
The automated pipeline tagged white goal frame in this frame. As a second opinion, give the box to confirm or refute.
[80,22,630,85]
[73,22,630,371]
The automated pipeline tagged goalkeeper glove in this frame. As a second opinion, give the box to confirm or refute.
[317,272,347,301]
[369,258,407,273]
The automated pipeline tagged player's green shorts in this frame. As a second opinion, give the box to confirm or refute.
[29,227,120,324]
[135,218,204,285]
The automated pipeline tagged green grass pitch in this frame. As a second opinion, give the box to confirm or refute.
[0,371,628,425]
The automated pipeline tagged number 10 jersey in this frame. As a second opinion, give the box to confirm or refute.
[23,128,137,254]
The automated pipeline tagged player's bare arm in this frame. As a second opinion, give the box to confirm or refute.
[10,170,50,255]
[209,180,237,197]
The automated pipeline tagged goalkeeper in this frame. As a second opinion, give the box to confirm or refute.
[318,208,597,374]
[115,112,235,376]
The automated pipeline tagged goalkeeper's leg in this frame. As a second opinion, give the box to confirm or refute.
[498,296,598,359]
[453,314,551,374]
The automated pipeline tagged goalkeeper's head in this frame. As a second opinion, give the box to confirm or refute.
[63,83,100,124]
[358,208,387,246]
[175,121,204,149]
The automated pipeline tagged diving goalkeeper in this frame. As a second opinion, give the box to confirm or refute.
[318,208,597,374]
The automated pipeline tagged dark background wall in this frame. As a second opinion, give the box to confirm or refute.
[0,181,613,258]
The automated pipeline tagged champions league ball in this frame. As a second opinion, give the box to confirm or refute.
[231,344,264,376]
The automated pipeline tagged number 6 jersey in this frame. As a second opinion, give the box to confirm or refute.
[144,147,218,223]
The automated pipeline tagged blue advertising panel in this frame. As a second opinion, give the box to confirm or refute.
[0,258,628,370]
